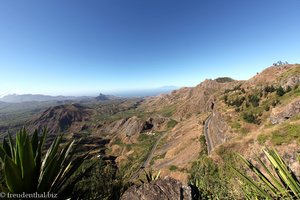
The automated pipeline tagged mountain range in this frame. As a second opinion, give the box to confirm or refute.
[0,63,300,198]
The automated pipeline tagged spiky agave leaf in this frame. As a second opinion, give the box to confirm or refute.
[235,148,300,199]
[0,128,87,198]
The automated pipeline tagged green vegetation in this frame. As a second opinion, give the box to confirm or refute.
[160,105,176,117]
[279,64,300,80]
[234,148,300,199]
[169,165,178,171]
[257,133,269,144]
[276,85,285,96]
[270,124,300,145]
[215,77,234,83]
[243,112,260,124]
[117,133,160,180]
[273,61,289,66]
[190,134,236,199]
[139,169,161,184]
[189,156,235,199]
[167,119,178,129]
[248,94,260,107]
[73,159,127,200]
[0,128,89,198]
[223,83,300,127]
[150,152,166,165]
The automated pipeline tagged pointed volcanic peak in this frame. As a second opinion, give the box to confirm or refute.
[26,103,94,134]
[95,93,120,101]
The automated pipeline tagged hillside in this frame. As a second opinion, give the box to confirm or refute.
[1,64,300,198]
[104,64,300,182]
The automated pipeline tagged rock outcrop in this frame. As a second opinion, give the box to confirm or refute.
[102,116,167,137]
[121,176,192,200]
[270,97,300,124]
[208,111,228,150]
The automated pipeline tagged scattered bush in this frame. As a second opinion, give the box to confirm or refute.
[243,112,259,124]
[257,134,269,144]
[264,85,276,93]
[215,77,234,83]
[169,165,178,171]
[264,105,270,111]
[167,119,178,129]
[73,159,127,200]
[248,94,260,107]
[273,61,289,66]
[276,86,285,96]
[189,156,234,199]
[272,99,280,107]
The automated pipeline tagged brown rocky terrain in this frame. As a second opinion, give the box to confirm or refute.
[121,176,192,200]
[128,63,300,182]
[27,103,94,133]
[18,63,300,185]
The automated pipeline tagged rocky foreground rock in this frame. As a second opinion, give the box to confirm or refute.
[270,97,300,124]
[121,176,192,200]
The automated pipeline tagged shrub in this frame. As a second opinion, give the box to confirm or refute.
[224,95,228,103]
[276,86,285,96]
[264,85,276,93]
[243,112,259,124]
[169,165,178,171]
[167,119,178,129]
[215,77,234,83]
[272,99,280,107]
[257,134,269,144]
[264,105,270,111]
[73,159,127,199]
[189,156,234,199]
[248,94,260,107]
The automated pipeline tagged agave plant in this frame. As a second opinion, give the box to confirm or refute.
[0,128,91,198]
[234,148,300,199]
[139,169,161,184]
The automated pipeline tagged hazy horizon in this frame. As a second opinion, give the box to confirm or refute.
[1,0,300,96]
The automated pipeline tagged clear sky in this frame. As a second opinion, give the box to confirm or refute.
[0,0,299,96]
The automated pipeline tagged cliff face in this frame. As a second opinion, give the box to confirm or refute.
[208,110,228,151]
[270,97,300,124]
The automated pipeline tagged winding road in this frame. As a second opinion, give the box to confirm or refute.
[204,114,213,154]
[130,113,214,180]
[130,132,167,181]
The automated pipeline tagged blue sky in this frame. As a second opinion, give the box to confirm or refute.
[0,0,299,96]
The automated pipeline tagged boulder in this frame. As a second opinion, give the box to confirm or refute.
[121,176,192,200]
